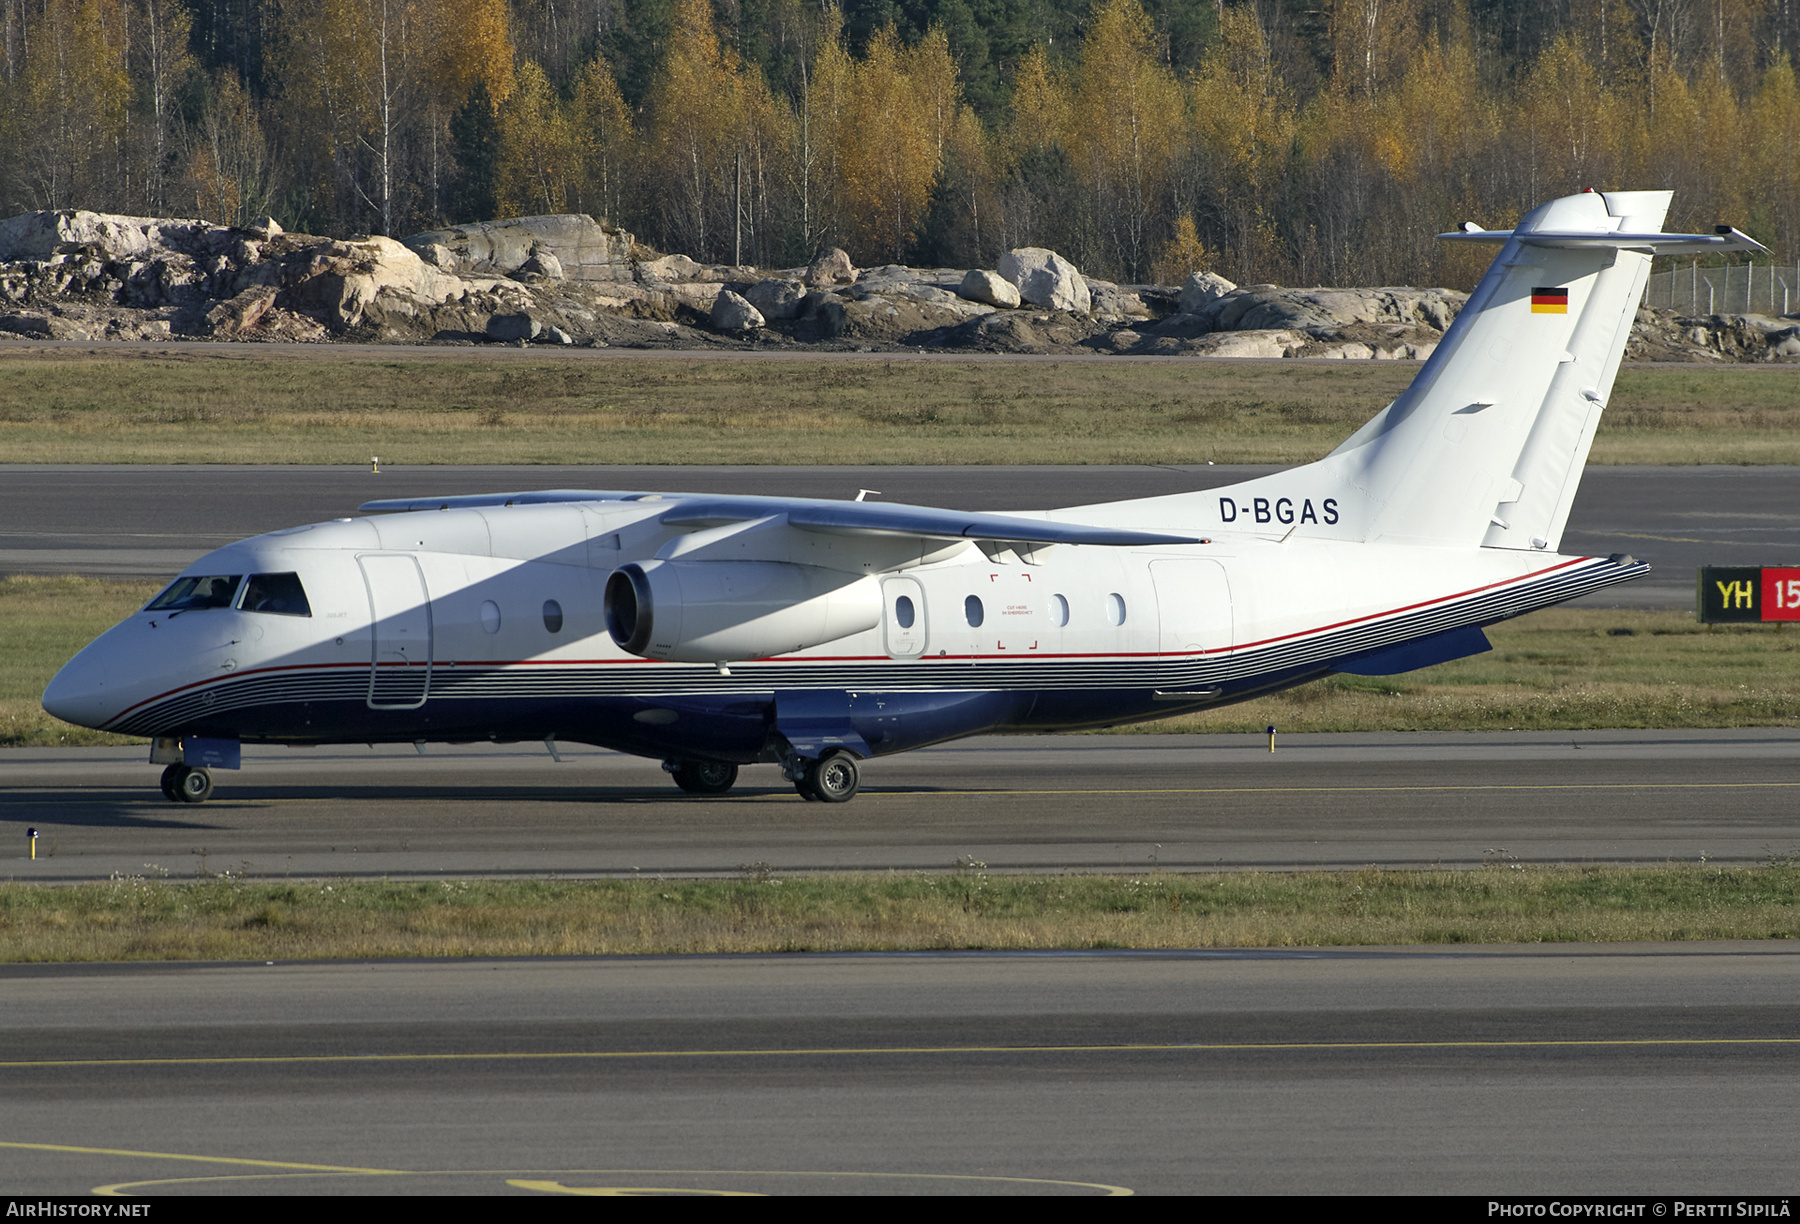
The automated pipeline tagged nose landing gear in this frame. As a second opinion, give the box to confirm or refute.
[159,763,214,804]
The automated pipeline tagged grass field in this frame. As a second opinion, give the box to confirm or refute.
[4,576,1794,747]
[2,867,1795,961]
[2,349,1797,465]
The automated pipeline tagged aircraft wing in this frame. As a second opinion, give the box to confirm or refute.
[358,491,1201,549]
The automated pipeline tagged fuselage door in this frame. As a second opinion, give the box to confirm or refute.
[358,554,433,709]
[881,576,927,658]
[1150,559,1233,655]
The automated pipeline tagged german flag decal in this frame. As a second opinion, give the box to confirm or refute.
[1530,286,1569,313]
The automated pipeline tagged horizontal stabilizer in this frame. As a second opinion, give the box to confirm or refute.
[1440,224,1767,256]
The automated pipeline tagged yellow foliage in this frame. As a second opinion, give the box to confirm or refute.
[1328,0,1419,100]
[1151,214,1212,285]
[426,0,515,111]
[1191,7,1295,196]
[1004,44,1070,164]
[12,0,132,207]
[495,60,575,216]
[834,24,947,262]
[1068,0,1185,277]
[569,56,635,222]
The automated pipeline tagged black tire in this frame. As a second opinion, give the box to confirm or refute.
[794,778,820,801]
[174,766,214,804]
[672,760,739,795]
[805,752,860,804]
[160,763,184,803]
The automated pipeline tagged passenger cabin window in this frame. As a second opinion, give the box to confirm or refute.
[1106,593,1127,626]
[146,574,242,612]
[1050,594,1070,626]
[543,600,564,633]
[965,595,984,627]
[894,595,915,629]
[237,573,312,617]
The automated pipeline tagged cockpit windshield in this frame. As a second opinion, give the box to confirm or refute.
[145,574,242,612]
[237,572,312,617]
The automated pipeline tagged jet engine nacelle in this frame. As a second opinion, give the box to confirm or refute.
[604,559,883,662]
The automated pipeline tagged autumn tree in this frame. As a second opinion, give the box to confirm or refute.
[994,42,1072,255]
[420,0,513,223]
[568,54,635,224]
[135,0,196,213]
[494,59,576,216]
[1745,56,1800,258]
[272,0,442,233]
[1065,0,1184,280]
[792,5,853,257]
[182,69,275,224]
[1187,6,1296,281]
[6,0,132,211]
[831,25,948,261]
[1327,0,1418,101]
[643,0,792,264]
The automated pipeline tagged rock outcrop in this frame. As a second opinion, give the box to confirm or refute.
[958,268,1019,309]
[404,214,634,283]
[805,247,856,287]
[709,289,765,332]
[999,247,1091,313]
[2,207,1792,361]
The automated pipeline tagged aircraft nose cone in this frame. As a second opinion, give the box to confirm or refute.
[42,649,115,730]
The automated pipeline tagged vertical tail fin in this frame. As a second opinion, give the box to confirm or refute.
[1196,190,1765,550]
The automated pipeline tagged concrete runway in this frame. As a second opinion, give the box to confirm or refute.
[6,730,1800,881]
[4,463,1798,607]
[4,946,1798,1194]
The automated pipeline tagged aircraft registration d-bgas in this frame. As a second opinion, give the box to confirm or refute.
[45,191,1765,804]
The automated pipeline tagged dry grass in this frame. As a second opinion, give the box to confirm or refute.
[0,575,158,747]
[3,866,1795,961]
[0,349,1795,464]
[1136,608,1800,734]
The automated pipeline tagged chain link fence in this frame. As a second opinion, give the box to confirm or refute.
[1645,262,1800,316]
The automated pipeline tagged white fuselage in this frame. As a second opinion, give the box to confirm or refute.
[44,498,1635,763]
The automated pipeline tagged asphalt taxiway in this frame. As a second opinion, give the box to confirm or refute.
[3,945,1797,1194]
[6,729,1799,881]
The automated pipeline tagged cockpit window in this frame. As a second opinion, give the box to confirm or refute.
[238,572,312,617]
[146,574,243,612]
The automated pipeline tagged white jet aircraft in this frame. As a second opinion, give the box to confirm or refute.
[44,190,1764,804]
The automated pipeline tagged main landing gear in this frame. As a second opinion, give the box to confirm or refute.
[664,758,740,795]
[790,751,860,804]
[159,763,214,804]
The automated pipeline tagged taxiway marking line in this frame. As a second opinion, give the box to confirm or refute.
[7,1037,1799,1070]
[86,1166,1136,1197]
[16,782,1800,808]
[850,782,1800,798]
[0,1140,401,1174]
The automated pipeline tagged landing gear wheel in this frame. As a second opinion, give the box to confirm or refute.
[671,760,739,795]
[163,764,213,804]
[800,752,860,804]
